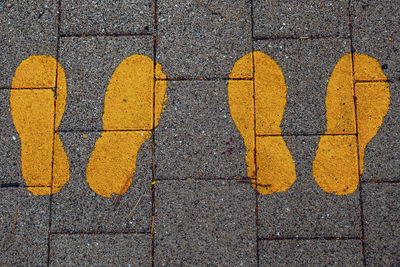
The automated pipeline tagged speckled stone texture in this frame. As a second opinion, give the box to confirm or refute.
[49,233,151,266]
[253,0,349,38]
[155,80,248,179]
[0,188,49,266]
[51,131,152,233]
[154,180,256,266]
[156,0,252,78]
[0,0,58,88]
[258,136,360,238]
[363,183,400,266]
[57,36,153,131]
[60,0,154,35]
[259,239,363,266]
[0,90,22,185]
[351,0,400,182]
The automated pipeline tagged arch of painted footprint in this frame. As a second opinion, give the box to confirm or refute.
[313,53,390,195]
[86,55,167,198]
[228,51,296,195]
[10,55,70,195]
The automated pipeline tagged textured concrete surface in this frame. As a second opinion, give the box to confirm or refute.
[155,80,248,179]
[0,90,22,184]
[0,1,399,266]
[363,183,400,266]
[0,188,49,266]
[0,0,58,89]
[60,0,154,35]
[156,0,252,78]
[259,239,363,266]
[49,233,151,266]
[154,180,256,266]
[253,0,349,38]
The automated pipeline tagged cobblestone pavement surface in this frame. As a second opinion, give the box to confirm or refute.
[0,0,399,266]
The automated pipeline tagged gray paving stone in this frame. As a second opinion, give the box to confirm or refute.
[154,180,256,266]
[51,131,152,233]
[254,38,351,135]
[351,1,400,182]
[0,90,22,185]
[0,188,49,266]
[156,0,252,78]
[155,80,248,179]
[58,36,153,131]
[258,136,360,238]
[259,239,363,267]
[363,183,400,266]
[49,233,151,266]
[254,0,349,38]
[0,0,58,88]
[60,0,153,35]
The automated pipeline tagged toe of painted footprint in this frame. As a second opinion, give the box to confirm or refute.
[86,55,167,198]
[313,53,390,195]
[228,51,296,194]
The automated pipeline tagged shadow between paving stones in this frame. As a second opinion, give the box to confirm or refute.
[363,183,400,266]
[0,90,22,185]
[156,0,252,79]
[258,136,360,238]
[258,239,363,266]
[154,180,256,266]
[57,36,153,131]
[253,0,350,39]
[49,233,152,266]
[254,38,351,135]
[0,0,58,88]
[154,80,248,179]
[50,132,152,233]
[0,188,49,266]
[351,0,400,182]
[60,0,154,36]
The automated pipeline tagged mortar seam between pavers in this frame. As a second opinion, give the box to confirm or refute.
[348,1,367,266]
[49,231,152,235]
[60,33,153,38]
[253,35,351,41]
[250,0,260,266]
[151,0,158,266]
[47,1,62,266]
[258,236,361,241]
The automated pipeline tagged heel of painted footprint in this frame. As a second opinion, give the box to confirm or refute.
[313,53,390,195]
[86,55,167,197]
[10,55,70,195]
[228,51,296,194]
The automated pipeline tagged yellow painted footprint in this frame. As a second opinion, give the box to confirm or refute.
[86,55,167,197]
[228,51,296,194]
[313,53,390,195]
[10,55,70,195]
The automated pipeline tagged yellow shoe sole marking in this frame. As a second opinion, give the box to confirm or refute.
[10,55,70,195]
[86,55,167,198]
[313,53,390,195]
[228,51,296,194]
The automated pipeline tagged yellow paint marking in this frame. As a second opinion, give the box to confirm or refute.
[10,55,70,195]
[228,52,253,79]
[313,53,390,195]
[228,51,296,194]
[86,55,167,197]
[356,82,390,173]
[313,135,359,195]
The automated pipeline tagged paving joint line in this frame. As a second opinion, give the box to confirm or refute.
[258,236,361,241]
[49,231,151,235]
[60,33,152,38]
[252,35,351,41]
[348,1,367,265]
